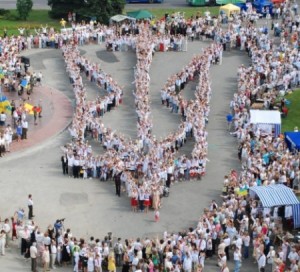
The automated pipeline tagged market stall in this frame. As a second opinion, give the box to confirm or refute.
[127,10,154,20]
[250,109,281,137]
[110,14,135,23]
[219,4,241,17]
[284,132,300,152]
[249,184,300,229]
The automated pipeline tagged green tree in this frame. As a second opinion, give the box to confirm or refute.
[16,0,33,20]
[48,0,125,24]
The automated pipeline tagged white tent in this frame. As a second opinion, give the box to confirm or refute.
[110,14,135,23]
[250,110,281,136]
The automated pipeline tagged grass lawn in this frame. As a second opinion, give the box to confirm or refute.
[125,7,220,18]
[0,7,220,37]
[0,10,61,36]
[282,89,300,132]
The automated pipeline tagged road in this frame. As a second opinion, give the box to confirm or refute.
[1,0,188,10]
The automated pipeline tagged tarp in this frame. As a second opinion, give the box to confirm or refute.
[249,184,300,207]
[219,4,241,16]
[127,10,153,20]
[250,110,281,137]
[110,14,135,22]
[285,132,300,151]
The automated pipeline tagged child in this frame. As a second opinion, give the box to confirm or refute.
[154,210,160,222]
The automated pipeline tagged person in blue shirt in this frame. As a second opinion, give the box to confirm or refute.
[226,113,233,131]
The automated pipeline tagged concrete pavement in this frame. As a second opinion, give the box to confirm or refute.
[0,42,250,272]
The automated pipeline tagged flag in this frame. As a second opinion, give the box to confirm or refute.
[24,103,34,115]
[0,100,11,113]
[238,188,248,196]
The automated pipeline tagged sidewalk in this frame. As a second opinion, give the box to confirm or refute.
[2,85,73,153]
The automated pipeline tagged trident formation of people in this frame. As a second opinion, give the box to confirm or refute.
[1,1,300,272]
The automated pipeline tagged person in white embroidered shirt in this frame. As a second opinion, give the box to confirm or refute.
[30,242,38,272]
[288,247,299,263]
[50,239,57,269]
[183,252,192,272]
[221,262,229,272]
[257,251,266,272]
[95,253,102,272]
[233,246,242,272]
[28,194,34,219]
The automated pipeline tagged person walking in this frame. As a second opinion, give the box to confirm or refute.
[30,242,38,272]
[28,194,34,219]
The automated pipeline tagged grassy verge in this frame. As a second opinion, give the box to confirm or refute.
[282,89,300,132]
[0,10,61,36]
[125,7,220,18]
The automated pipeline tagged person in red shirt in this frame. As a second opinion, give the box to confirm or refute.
[261,223,268,236]
[282,106,288,117]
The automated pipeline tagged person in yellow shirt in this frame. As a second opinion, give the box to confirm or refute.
[108,253,116,272]
[60,18,66,28]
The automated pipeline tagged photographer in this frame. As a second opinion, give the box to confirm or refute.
[54,219,65,238]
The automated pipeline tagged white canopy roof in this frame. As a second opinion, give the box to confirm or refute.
[250,110,281,125]
[110,14,134,23]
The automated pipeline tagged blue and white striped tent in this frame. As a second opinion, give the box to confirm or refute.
[292,204,300,229]
[250,110,281,137]
[249,184,299,208]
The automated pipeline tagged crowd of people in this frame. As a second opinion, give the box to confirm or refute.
[61,20,220,213]
[0,10,222,156]
[0,33,45,157]
[2,1,300,272]
[56,1,300,271]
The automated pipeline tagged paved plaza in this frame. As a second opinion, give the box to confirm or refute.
[0,40,260,272]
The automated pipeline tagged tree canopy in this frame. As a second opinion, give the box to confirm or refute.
[16,0,33,20]
[48,0,126,24]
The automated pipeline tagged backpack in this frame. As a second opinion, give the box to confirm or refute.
[114,243,122,255]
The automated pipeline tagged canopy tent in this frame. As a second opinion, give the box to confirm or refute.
[219,4,241,17]
[110,14,135,23]
[217,0,245,5]
[253,0,273,14]
[284,132,300,151]
[293,204,300,229]
[250,109,281,137]
[249,184,299,207]
[127,10,154,20]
